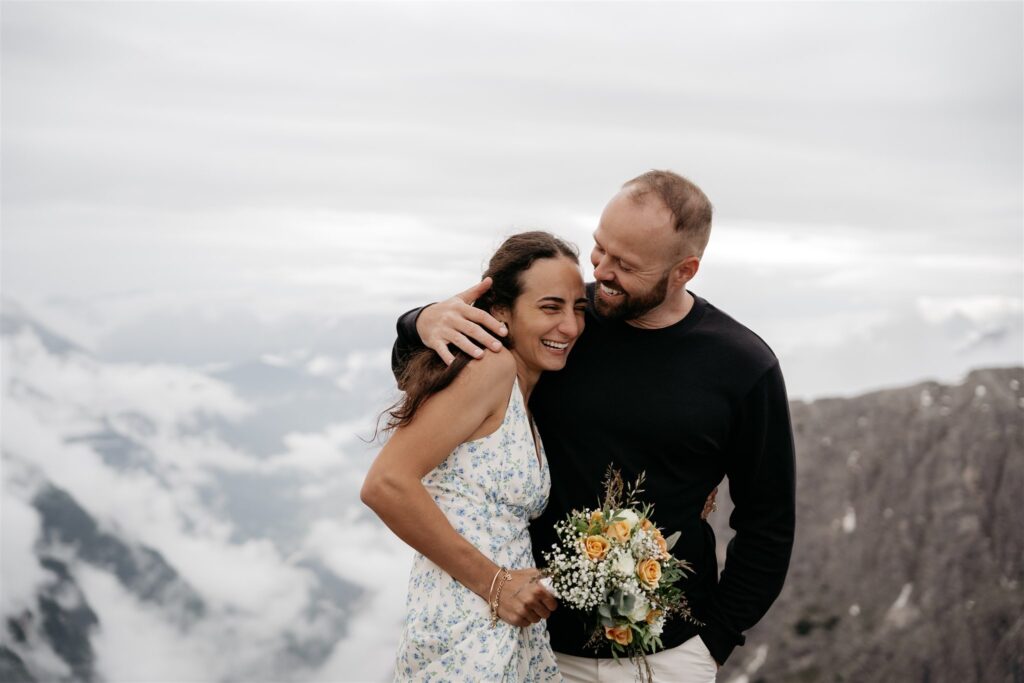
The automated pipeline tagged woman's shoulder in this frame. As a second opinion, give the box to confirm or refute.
[440,348,517,420]
[458,347,517,388]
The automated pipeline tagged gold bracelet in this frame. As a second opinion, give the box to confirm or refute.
[489,567,512,629]
[486,566,504,605]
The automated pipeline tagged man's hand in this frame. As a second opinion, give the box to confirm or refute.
[416,278,508,366]
[700,487,718,521]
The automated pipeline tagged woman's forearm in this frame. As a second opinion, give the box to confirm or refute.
[361,474,498,599]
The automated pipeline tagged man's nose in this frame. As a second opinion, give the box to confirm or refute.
[593,254,611,281]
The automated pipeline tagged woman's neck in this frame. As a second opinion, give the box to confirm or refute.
[511,354,540,405]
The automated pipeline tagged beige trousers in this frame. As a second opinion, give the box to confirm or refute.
[555,635,718,683]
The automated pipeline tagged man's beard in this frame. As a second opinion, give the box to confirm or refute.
[594,271,670,322]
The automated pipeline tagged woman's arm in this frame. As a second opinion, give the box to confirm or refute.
[362,350,556,626]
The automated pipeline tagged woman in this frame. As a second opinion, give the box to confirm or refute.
[361,231,587,682]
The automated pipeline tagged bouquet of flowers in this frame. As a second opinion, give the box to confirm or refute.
[542,467,699,682]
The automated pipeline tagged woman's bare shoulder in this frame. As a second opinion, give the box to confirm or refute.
[455,347,516,397]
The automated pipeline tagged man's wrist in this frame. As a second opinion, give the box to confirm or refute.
[396,305,430,345]
[411,303,435,342]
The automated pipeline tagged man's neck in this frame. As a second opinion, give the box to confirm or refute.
[626,289,695,330]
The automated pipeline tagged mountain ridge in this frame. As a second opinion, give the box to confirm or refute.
[713,366,1023,683]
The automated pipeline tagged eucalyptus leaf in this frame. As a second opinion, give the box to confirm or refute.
[664,530,681,551]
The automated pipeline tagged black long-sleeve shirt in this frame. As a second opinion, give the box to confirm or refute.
[392,286,795,665]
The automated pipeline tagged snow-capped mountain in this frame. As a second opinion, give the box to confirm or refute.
[1,302,411,682]
[3,298,1022,682]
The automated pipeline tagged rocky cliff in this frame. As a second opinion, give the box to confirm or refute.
[714,367,1024,683]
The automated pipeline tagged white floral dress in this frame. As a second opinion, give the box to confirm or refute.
[395,378,561,682]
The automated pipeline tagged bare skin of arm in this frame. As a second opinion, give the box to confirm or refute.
[361,349,557,627]
[416,278,508,366]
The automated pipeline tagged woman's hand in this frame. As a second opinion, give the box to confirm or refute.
[494,568,558,628]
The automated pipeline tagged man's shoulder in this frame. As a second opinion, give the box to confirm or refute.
[694,295,779,374]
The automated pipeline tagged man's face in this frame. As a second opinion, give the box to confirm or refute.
[590,190,678,321]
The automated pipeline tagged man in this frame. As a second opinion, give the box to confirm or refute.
[391,170,795,682]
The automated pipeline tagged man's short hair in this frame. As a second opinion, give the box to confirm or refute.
[623,170,713,257]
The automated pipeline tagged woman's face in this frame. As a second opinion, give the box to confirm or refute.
[502,256,587,374]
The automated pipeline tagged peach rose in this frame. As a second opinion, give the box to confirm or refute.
[653,532,669,558]
[605,521,631,543]
[645,609,663,625]
[637,558,662,587]
[640,518,654,532]
[589,510,604,525]
[584,535,611,561]
[604,625,633,646]
[615,509,640,530]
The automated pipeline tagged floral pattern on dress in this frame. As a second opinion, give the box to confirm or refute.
[395,378,561,682]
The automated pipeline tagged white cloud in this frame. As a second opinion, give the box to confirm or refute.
[3,328,251,426]
[709,222,866,268]
[304,512,412,683]
[303,512,412,592]
[77,565,212,683]
[258,418,373,476]
[0,482,47,615]
[916,296,1023,326]
[777,302,1023,399]
[168,536,313,620]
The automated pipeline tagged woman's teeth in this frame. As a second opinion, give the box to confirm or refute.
[541,340,569,350]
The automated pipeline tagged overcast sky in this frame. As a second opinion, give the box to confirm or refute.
[2,1,1022,397]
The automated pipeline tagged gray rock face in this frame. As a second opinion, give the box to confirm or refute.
[33,484,207,626]
[713,367,1024,683]
[0,643,38,682]
[2,554,100,683]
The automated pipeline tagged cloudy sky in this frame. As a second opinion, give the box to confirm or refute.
[2,1,1022,397]
[1,4,1021,681]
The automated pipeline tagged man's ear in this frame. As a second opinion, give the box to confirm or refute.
[671,256,701,288]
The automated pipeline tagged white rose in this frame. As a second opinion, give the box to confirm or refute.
[611,549,636,576]
[626,594,650,623]
[614,509,640,530]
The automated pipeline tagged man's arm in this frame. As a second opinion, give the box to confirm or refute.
[390,278,507,381]
[391,306,428,382]
[699,361,797,665]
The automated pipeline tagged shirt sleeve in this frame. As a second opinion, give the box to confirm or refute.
[390,306,429,383]
[699,361,796,664]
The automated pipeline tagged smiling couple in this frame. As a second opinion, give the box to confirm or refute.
[361,170,796,683]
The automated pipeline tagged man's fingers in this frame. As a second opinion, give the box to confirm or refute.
[457,277,493,305]
[430,341,457,366]
[453,318,503,353]
[442,333,484,360]
[463,306,508,341]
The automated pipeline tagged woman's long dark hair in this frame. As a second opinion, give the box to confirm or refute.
[383,231,579,433]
